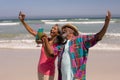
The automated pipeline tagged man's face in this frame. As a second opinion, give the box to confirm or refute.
[62,27,74,39]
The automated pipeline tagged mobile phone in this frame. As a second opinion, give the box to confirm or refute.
[37,28,44,39]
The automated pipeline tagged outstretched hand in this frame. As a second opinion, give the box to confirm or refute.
[105,11,111,24]
[19,11,26,21]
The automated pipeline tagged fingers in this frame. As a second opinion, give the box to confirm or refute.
[19,11,22,19]
[18,11,26,20]
[41,34,48,42]
[19,11,25,17]
[107,11,111,18]
[106,11,111,19]
[105,11,111,22]
[41,33,47,38]
[19,11,21,16]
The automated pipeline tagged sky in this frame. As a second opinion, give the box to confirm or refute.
[0,0,120,19]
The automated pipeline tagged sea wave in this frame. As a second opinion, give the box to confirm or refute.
[91,43,120,50]
[0,22,20,26]
[81,33,120,37]
[44,21,115,24]
[106,33,120,37]
[0,39,119,50]
[0,39,41,49]
[0,18,118,26]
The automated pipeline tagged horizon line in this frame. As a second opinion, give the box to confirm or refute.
[0,15,120,20]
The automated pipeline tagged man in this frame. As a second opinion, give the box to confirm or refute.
[58,11,111,80]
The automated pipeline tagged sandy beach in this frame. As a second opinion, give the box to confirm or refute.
[0,48,120,80]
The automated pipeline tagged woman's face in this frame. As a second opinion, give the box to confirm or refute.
[50,25,59,37]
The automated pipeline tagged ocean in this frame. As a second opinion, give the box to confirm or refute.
[0,17,120,50]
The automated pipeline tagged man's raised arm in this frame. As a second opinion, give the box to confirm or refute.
[96,11,111,41]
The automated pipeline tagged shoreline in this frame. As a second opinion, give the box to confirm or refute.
[0,47,120,51]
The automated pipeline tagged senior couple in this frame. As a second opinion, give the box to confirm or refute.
[19,11,111,80]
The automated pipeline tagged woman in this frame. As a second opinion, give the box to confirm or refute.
[19,12,62,80]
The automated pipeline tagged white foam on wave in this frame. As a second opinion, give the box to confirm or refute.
[41,20,55,22]
[0,22,20,26]
[82,33,120,37]
[44,21,104,24]
[91,43,120,50]
[0,39,119,50]
[44,21,115,25]
[59,19,67,22]
[0,40,41,49]
[106,33,120,37]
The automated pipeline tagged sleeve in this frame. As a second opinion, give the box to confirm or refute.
[82,34,98,49]
[53,44,63,56]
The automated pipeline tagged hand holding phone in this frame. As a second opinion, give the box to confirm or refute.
[35,28,44,47]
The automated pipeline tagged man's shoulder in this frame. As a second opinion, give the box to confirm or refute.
[71,35,84,40]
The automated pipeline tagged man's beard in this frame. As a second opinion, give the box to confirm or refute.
[62,33,67,39]
[61,33,68,44]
